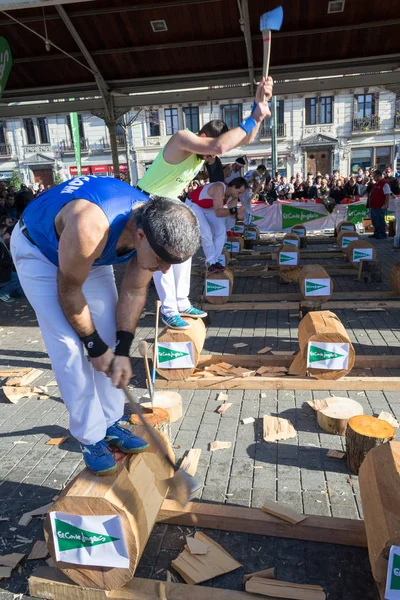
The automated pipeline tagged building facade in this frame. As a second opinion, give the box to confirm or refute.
[1,85,399,186]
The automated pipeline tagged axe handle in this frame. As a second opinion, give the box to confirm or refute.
[261,28,272,99]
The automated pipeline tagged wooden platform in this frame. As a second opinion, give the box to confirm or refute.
[193,265,359,279]
[202,300,400,311]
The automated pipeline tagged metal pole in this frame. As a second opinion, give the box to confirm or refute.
[107,120,120,178]
[271,96,278,175]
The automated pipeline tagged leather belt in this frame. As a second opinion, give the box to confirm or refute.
[19,218,37,247]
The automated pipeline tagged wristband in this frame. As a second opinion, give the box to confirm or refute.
[239,116,257,135]
[80,330,109,358]
[251,101,257,113]
[229,207,238,216]
[115,330,134,357]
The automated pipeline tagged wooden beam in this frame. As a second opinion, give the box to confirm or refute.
[202,300,400,311]
[216,291,399,303]
[234,250,344,260]
[197,354,400,369]
[157,500,367,547]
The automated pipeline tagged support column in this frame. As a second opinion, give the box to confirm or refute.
[271,96,278,175]
[107,119,120,178]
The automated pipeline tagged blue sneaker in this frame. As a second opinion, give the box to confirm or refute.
[105,422,149,454]
[80,440,117,475]
[180,305,208,318]
[162,314,191,329]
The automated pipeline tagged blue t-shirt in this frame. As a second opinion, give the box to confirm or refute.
[22,176,148,267]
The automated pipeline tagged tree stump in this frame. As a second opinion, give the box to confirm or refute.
[291,225,307,248]
[243,226,260,249]
[129,406,171,439]
[316,397,364,435]
[299,300,322,318]
[140,391,182,423]
[282,233,300,249]
[389,261,400,293]
[298,265,333,302]
[204,267,234,305]
[218,248,230,267]
[346,415,395,474]
[335,220,356,237]
[345,240,376,265]
[156,318,206,381]
[337,230,359,251]
[278,244,300,276]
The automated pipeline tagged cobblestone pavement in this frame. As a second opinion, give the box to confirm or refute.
[0,234,399,599]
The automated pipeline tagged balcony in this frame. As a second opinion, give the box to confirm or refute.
[60,138,89,153]
[258,122,286,139]
[100,135,126,150]
[352,115,381,133]
[0,143,12,156]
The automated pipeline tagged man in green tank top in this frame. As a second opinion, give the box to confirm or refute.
[137,76,273,329]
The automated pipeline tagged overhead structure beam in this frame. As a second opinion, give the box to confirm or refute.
[237,0,254,95]
[0,0,96,11]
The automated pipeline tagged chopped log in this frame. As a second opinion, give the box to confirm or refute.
[44,425,173,590]
[156,317,206,381]
[298,265,333,302]
[280,265,303,283]
[141,391,182,422]
[180,449,201,477]
[278,244,300,271]
[359,441,400,590]
[389,261,400,294]
[5,368,43,387]
[243,226,260,249]
[129,406,171,439]
[204,267,234,305]
[298,310,355,380]
[245,577,325,599]
[263,415,296,442]
[337,230,359,250]
[345,240,376,265]
[224,238,244,253]
[283,232,301,249]
[346,415,395,474]
[316,397,363,435]
[335,220,356,237]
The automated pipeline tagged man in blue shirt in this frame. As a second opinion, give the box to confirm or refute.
[11,176,200,475]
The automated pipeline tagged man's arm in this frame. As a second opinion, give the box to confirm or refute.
[211,184,246,219]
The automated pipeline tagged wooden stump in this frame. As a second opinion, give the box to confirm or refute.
[282,233,301,249]
[44,424,173,590]
[291,225,307,249]
[204,267,234,305]
[219,248,230,267]
[316,397,364,435]
[345,240,376,265]
[298,265,333,302]
[156,317,206,381]
[337,230,359,251]
[389,261,400,293]
[243,226,260,249]
[299,300,322,317]
[346,415,395,474]
[335,220,356,237]
[129,406,171,439]
[140,391,182,423]
[224,237,244,254]
[359,441,400,590]
[278,244,300,273]
[298,310,355,380]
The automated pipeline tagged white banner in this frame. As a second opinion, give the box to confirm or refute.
[49,512,129,568]
[205,279,230,296]
[157,342,194,369]
[307,342,349,370]
[304,278,331,297]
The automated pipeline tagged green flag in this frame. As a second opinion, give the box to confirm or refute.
[70,112,81,176]
[0,37,12,100]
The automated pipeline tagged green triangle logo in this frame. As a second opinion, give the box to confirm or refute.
[391,552,400,590]
[308,345,344,363]
[55,518,119,552]
[158,345,190,363]
[206,281,226,293]
[282,205,322,229]
[251,215,263,222]
[280,253,295,263]
[306,281,327,293]
[225,242,237,250]
[354,250,370,260]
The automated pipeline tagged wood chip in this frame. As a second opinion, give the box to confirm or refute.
[242,417,255,425]
[216,403,233,414]
[355,308,386,312]
[307,398,332,411]
[233,343,248,349]
[180,449,201,477]
[243,567,275,583]
[46,557,55,568]
[270,350,295,356]
[257,347,272,354]
[256,366,288,376]
[378,411,399,428]
[326,450,345,459]
[2,386,36,404]
[171,531,241,584]
[217,392,229,402]
[241,370,256,378]
[216,362,234,371]
[229,366,253,377]
[185,536,209,555]
[18,514,32,527]
[245,577,325,599]
[5,368,43,387]
[263,415,297,442]
[0,566,12,579]
[18,502,52,527]
[0,553,25,568]
[262,499,308,524]
[45,437,68,446]
[159,581,168,600]
[28,541,48,560]
[210,441,232,452]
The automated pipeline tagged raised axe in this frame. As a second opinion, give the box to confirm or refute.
[260,6,284,81]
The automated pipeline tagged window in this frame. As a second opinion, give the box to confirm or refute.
[221,104,242,129]
[165,108,179,136]
[183,106,199,132]
[305,97,333,125]
[356,94,374,118]
[376,146,391,171]
[0,122,5,145]
[350,147,373,174]
[146,110,160,137]
[24,118,36,145]
[37,117,49,144]
[67,114,85,142]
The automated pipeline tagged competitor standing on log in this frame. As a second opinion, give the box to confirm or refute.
[186,178,248,272]
[137,77,274,329]
[10,177,200,475]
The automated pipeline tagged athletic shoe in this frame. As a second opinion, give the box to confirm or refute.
[207,263,221,273]
[80,440,118,475]
[0,293,14,303]
[105,422,150,454]
[180,305,208,318]
[162,314,191,329]
[214,262,225,272]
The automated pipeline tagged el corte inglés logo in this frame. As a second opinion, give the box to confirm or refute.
[280,253,296,263]
[391,553,400,590]
[158,346,190,363]
[55,518,119,552]
[308,345,345,363]
[354,250,371,260]
[207,281,226,293]
[282,205,322,228]
[306,281,327,293]
[251,215,263,223]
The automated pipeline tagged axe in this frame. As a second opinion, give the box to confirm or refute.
[260,6,284,81]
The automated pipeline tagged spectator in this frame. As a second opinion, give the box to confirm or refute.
[312,175,322,198]
[0,228,25,303]
[5,195,17,220]
[329,179,345,204]
[367,169,390,239]
[15,184,34,216]
[384,166,400,195]
[343,175,360,199]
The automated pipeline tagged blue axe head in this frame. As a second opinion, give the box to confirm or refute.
[260,5,283,32]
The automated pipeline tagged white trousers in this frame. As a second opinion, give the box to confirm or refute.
[11,225,125,446]
[186,199,226,265]
[153,260,191,317]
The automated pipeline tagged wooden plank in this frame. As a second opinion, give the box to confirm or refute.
[245,577,326,599]
[196,354,400,370]
[243,567,275,583]
[219,291,399,303]
[6,368,43,387]
[155,376,400,391]
[29,568,263,600]
[261,499,307,524]
[180,449,201,477]
[193,268,275,279]
[157,500,367,547]
[203,300,400,311]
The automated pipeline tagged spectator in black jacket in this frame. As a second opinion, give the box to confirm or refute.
[384,167,400,195]
[343,176,360,198]
[15,184,34,217]
[329,179,345,204]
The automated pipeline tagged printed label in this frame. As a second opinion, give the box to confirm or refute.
[244,229,257,240]
[307,342,349,370]
[225,241,241,253]
[157,342,194,369]
[340,225,355,231]
[279,252,298,265]
[284,238,299,247]
[232,224,244,233]
[353,248,373,262]
[304,278,331,296]
[206,279,230,297]
[49,512,129,568]
[385,545,400,599]
[217,253,226,267]
[250,215,263,225]
[292,228,305,237]
[341,235,358,248]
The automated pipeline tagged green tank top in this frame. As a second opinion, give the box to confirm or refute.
[138,146,204,199]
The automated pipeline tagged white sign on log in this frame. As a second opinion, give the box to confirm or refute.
[217,254,226,266]
[279,251,298,265]
[244,229,257,240]
[385,545,400,600]
[205,279,230,297]
[232,224,244,233]
[307,342,349,370]
[304,278,331,296]
[292,228,305,237]
[224,241,241,253]
[49,512,129,568]
[284,238,299,247]
[341,225,355,231]
[352,248,373,262]
[341,235,358,248]
[157,342,194,368]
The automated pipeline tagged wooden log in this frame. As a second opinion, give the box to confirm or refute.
[277,244,300,271]
[224,237,244,254]
[156,317,206,381]
[359,441,400,590]
[43,425,173,590]
[280,266,303,283]
[389,261,400,294]
[345,415,395,474]
[337,229,359,250]
[129,406,171,439]
[204,267,234,305]
[141,391,182,423]
[298,310,355,380]
[345,239,376,265]
[316,397,364,435]
[243,226,260,249]
[298,265,333,302]
[219,248,230,267]
[335,220,356,237]
[282,232,301,250]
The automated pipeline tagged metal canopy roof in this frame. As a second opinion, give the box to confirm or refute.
[1,0,400,116]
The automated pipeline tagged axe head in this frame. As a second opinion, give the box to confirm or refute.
[260,5,283,32]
